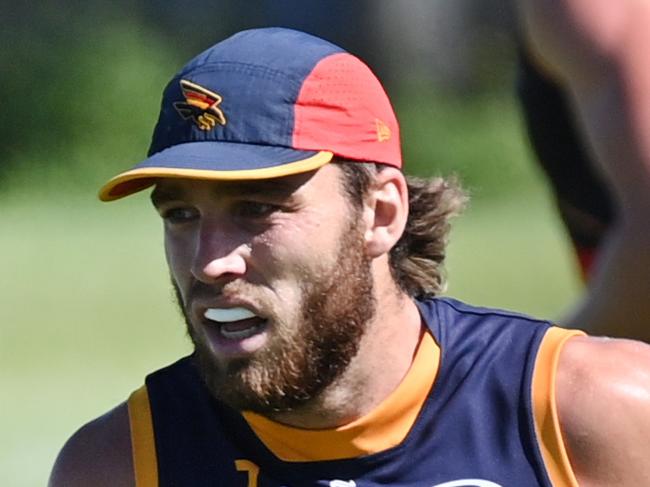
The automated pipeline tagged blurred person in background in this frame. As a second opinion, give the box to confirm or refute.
[518,0,650,342]
[49,1,650,483]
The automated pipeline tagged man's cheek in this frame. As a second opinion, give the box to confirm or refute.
[167,256,192,306]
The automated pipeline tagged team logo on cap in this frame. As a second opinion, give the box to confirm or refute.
[375,118,391,142]
[173,79,227,131]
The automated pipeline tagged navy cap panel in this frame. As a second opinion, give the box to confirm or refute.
[148,28,344,156]
[182,28,344,83]
[140,141,319,171]
[149,63,301,155]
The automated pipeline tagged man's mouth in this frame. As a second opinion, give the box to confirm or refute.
[204,307,266,340]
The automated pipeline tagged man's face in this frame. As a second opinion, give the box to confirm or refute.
[152,165,376,413]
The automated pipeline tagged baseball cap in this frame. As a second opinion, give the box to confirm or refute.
[99,27,401,201]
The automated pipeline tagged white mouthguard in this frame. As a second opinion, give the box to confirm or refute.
[204,307,256,323]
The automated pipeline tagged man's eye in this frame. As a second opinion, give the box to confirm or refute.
[237,201,279,219]
[161,207,198,224]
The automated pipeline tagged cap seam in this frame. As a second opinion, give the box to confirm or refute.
[151,133,301,156]
[178,61,306,86]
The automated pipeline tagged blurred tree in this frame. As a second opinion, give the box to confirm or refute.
[1,2,181,190]
[375,0,516,92]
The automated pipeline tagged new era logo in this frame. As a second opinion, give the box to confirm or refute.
[375,118,391,142]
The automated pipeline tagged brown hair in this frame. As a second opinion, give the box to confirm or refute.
[338,161,467,298]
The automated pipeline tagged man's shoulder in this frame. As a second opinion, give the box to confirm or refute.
[557,336,650,403]
[556,336,650,485]
[48,402,134,487]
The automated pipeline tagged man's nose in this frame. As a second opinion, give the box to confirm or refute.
[191,223,248,284]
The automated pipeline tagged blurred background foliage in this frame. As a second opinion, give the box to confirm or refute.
[1,2,581,485]
[2,0,523,198]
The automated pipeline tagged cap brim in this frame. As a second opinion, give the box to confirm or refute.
[99,141,334,201]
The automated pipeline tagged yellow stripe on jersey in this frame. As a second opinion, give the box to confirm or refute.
[532,326,585,487]
[243,330,440,462]
[128,386,159,487]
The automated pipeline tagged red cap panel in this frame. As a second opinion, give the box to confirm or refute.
[292,53,402,168]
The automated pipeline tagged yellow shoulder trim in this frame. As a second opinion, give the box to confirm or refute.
[127,386,159,487]
[243,330,439,462]
[532,327,585,487]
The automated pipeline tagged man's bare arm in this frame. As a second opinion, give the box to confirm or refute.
[518,0,650,340]
[556,336,650,485]
[48,403,134,487]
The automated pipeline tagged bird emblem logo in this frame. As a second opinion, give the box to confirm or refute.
[173,79,227,131]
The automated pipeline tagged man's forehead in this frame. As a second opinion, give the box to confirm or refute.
[149,166,338,204]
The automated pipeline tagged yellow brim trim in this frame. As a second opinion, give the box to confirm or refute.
[98,150,334,201]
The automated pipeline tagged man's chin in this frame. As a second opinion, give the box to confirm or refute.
[192,351,307,413]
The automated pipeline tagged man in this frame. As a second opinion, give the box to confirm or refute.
[518,0,650,341]
[50,21,649,487]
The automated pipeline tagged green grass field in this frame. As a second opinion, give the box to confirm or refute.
[0,182,582,486]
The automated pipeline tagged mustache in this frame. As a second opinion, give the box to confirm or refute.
[172,276,265,309]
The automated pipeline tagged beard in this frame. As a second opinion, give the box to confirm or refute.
[172,221,376,414]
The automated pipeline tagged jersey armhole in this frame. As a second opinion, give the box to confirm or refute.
[127,386,159,487]
[532,326,585,487]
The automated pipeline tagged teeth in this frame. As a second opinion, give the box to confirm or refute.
[204,307,256,323]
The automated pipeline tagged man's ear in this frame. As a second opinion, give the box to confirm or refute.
[362,167,409,258]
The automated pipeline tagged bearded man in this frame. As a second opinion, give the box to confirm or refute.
[50,12,650,487]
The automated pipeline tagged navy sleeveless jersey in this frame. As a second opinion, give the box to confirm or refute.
[137,297,574,486]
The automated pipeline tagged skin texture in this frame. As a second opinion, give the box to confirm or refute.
[556,336,650,485]
[519,0,650,341]
[160,166,383,418]
[48,403,134,487]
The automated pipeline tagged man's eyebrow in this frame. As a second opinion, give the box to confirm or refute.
[219,179,299,198]
[150,186,184,207]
